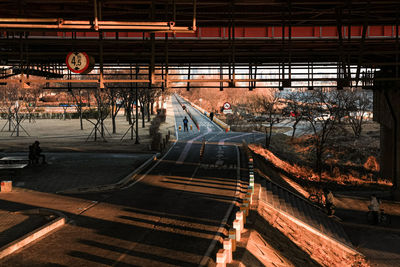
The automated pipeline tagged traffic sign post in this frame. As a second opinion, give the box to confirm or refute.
[223,102,233,115]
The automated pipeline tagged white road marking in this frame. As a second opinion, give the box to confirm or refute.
[176,129,211,164]
[218,132,253,145]
[199,146,241,266]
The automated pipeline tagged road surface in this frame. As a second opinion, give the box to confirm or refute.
[1,95,254,266]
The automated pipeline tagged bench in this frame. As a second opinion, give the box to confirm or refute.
[0,156,29,169]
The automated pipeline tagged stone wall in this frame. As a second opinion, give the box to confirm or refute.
[256,186,369,267]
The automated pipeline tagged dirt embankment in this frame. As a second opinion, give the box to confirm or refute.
[249,122,391,193]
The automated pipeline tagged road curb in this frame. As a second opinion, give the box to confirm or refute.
[57,153,160,194]
[0,209,66,260]
[116,153,160,187]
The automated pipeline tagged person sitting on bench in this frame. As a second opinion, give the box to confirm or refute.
[29,141,46,165]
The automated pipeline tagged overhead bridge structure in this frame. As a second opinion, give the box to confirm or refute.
[0,0,400,197]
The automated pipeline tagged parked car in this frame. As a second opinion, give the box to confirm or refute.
[253,115,268,122]
[314,113,331,122]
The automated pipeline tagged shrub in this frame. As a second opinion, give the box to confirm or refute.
[149,116,162,136]
[156,108,166,122]
[151,132,162,151]
[363,156,380,172]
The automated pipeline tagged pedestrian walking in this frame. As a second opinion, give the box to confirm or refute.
[368,194,381,224]
[323,188,335,216]
[183,116,189,132]
[210,112,214,121]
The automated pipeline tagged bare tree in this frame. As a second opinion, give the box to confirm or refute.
[0,85,17,131]
[138,87,148,128]
[343,90,372,138]
[107,87,123,134]
[69,89,87,130]
[121,88,134,125]
[84,89,110,141]
[60,92,73,120]
[301,89,339,178]
[249,89,281,148]
[285,91,307,140]
[22,84,42,123]
[0,83,25,135]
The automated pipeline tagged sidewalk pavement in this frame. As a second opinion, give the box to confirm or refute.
[0,97,176,154]
[0,210,50,248]
[0,97,178,259]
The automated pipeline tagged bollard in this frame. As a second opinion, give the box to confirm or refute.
[233,220,241,241]
[223,238,233,263]
[200,139,206,161]
[236,211,244,229]
[243,200,250,215]
[190,124,193,131]
[247,186,254,194]
[216,249,227,267]
[240,205,248,220]
[179,125,182,131]
[0,181,12,192]
[246,193,253,204]
[228,229,236,252]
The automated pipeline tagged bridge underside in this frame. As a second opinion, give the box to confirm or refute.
[0,37,397,66]
[1,0,400,198]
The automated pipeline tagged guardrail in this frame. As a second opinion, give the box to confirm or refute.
[177,94,230,132]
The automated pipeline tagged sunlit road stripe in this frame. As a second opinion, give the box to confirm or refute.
[218,132,253,146]
[199,145,241,266]
[176,129,211,164]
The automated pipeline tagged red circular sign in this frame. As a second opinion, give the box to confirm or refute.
[223,102,231,110]
[66,52,91,74]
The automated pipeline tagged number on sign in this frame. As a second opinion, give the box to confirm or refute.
[66,52,92,74]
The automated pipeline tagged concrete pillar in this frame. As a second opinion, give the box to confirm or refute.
[373,88,400,199]
[380,124,395,180]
